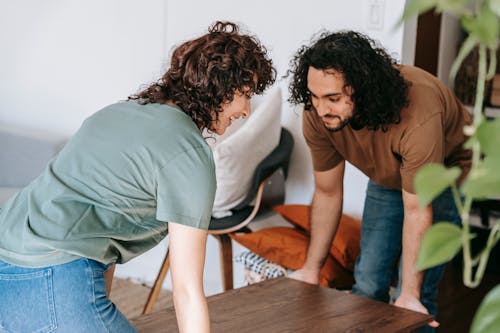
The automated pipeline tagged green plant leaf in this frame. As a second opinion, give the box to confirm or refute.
[415,164,462,207]
[490,0,500,17]
[461,15,476,34]
[416,222,463,271]
[470,284,500,333]
[478,6,500,47]
[476,117,500,156]
[461,5,500,47]
[400,0,436,22]
[436,0,471,14]
[463,135,477,150]
[461,155,500,198]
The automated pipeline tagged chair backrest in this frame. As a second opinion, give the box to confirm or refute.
[232,127,294,210]
[209,127,294,233]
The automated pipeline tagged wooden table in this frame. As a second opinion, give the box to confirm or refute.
[132,277,432,332]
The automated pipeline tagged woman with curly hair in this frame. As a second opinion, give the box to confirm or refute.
[0,21,275,333]
[288,31,471,332]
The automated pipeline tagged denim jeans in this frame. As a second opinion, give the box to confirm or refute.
[0,258,137,333]
[351,180,461,333]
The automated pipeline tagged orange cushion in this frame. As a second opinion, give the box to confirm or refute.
[272,204,361,271]
[230,227,354,289]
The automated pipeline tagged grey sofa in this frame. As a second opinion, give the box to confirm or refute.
[0,123,67,206]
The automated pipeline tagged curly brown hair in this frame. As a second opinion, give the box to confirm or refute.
[288,30,409,131]
[129,21,276,131]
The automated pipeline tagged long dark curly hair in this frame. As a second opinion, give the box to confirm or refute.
[129,21,276,131]
[288,30,409,131]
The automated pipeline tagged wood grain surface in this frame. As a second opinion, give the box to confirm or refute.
[132,277,432,333]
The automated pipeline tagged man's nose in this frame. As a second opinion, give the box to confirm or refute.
[315,100,330,117]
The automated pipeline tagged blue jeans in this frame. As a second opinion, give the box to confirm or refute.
[0,258,137,333]
[351,180,461,333]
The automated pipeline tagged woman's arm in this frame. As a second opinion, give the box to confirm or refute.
[168,222,209,333]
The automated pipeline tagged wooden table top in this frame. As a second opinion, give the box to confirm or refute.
[132,277,432,332]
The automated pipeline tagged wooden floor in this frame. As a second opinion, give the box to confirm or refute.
[110,279,173,320]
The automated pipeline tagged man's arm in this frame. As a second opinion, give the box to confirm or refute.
[394,189,439,328]
[169,222,210,333]
[290,161,345,284]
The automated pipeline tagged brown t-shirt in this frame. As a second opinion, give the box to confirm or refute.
[303,65,472,193]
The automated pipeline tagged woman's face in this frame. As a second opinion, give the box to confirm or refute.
[211,87,253,135]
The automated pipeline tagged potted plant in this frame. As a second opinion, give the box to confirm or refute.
[401,1,500,332]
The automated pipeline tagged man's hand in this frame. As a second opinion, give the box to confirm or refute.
[394,294,439,328]
[289,268,320,285]
[399,190,435,328]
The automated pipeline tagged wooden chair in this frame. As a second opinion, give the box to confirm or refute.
[142,128,294,314]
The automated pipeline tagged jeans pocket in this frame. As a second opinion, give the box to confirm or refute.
[0,268,57,333]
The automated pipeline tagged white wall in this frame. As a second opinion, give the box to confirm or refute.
[0,0,410,214]
[0,0,167,136]
[438,13,462,88]
[0,1,414,293]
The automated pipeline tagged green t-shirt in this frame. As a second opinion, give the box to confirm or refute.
[0,101,216,268]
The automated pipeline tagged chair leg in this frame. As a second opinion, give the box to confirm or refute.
[213,234,233,290]
[142,247,170,315]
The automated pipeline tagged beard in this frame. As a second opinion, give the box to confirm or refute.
[322,115,351,132]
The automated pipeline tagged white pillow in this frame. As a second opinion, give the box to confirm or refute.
[211,86,282,217]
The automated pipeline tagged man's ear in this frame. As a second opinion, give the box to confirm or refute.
[343,85,354,96]
[343,85,354,106]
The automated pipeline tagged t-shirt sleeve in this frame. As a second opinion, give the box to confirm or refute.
[302,109,344,171]
[400,114,445,193]
[155,146,216,230]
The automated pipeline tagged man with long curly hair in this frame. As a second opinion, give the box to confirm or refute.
[288,31,471,332]
[0,21,275,333]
